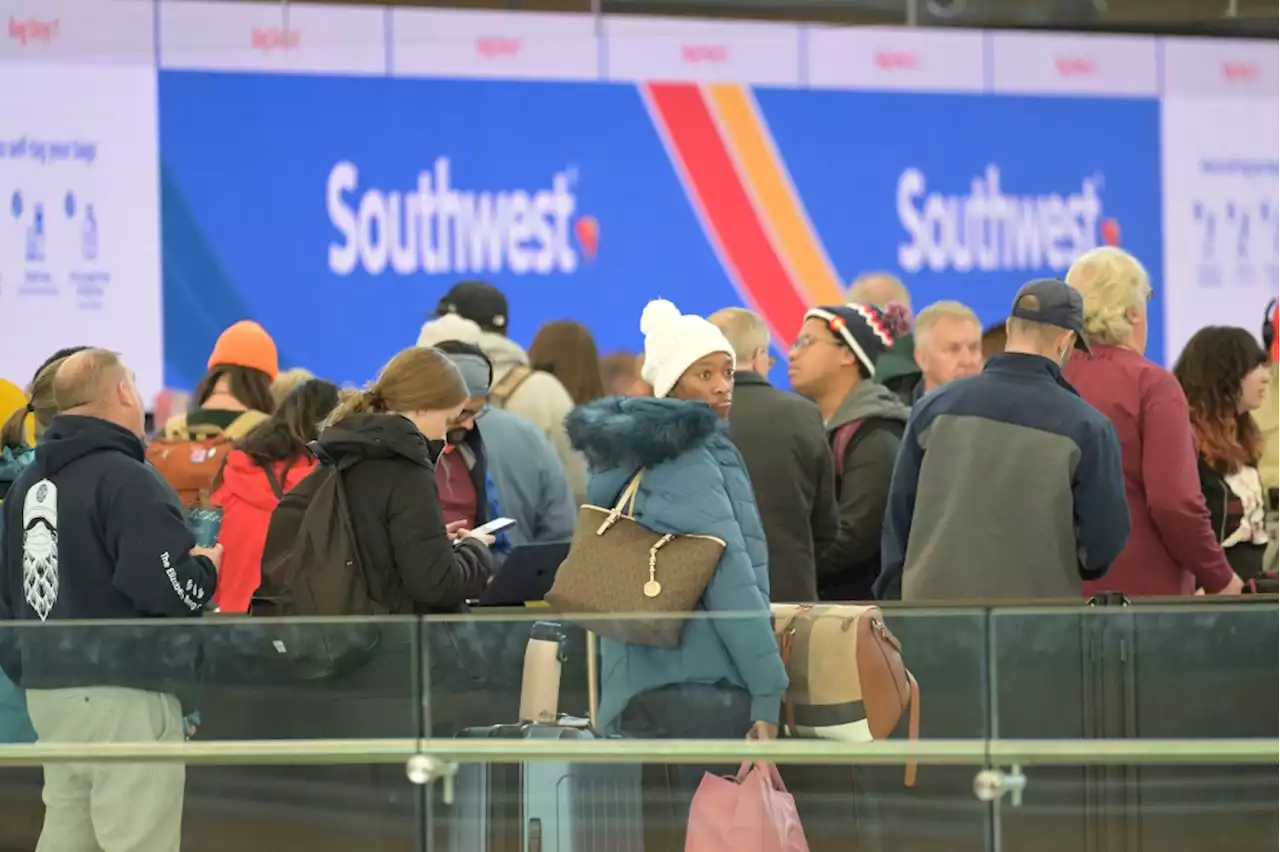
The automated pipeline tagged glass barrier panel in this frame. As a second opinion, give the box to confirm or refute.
[419,607,990,852]
[990,603,1280,852]
[0,617,423,852]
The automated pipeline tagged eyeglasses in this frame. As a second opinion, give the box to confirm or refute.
[790,334,843,353]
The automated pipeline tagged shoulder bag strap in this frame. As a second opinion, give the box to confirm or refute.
[262,463,285,500]
[614,471,644,514]
[490,365,534,408]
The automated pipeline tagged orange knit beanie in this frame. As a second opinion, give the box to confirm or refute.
[207,320,279,380]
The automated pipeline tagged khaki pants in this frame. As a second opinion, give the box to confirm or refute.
[26,687,185,852]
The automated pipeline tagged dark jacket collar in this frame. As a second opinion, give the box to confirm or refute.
[984,352,1080,396]
[318,413,439,469]
[733,370,769,387]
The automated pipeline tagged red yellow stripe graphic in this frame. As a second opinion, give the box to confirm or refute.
[643,82,844,343]
[705,84,845,307]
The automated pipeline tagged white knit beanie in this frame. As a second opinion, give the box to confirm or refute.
[640,299,735,399]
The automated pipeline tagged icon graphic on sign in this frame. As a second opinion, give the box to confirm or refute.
[83,204,98,262]
[25,203,45,263]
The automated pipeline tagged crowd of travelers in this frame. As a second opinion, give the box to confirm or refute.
[0,249,1276,851]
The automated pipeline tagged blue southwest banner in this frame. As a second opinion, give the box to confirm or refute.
[159,71,1162,388]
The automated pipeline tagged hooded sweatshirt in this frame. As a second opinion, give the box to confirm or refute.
[0,415,216,708]
[211,449,317,613]
[817,381,911,601]
[873,334,923,406]
[566,397,788,730]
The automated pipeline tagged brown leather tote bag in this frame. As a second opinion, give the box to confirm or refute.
[773,603,921,786]
[546,472,725,647]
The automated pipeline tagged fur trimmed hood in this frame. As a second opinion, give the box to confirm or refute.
[566,397,722,471]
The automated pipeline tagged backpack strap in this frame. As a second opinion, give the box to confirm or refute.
[262,457,299,501]
[222,410,269,440]
[489,365,534,409]
[830,420,865,484]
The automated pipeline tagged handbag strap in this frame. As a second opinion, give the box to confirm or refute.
[904,672,920,788]
[613,471,643,514]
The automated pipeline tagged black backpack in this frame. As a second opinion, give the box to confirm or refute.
[242,455,382,679]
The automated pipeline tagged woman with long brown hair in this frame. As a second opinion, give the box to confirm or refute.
[1174,326,1273,581]
[210,379,342,612]
[528,319,607,406]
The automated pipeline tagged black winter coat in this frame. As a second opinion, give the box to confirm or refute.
[726,372,838,603]
[270,414,492,614]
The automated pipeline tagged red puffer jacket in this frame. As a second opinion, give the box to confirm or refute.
[210,449,316,612]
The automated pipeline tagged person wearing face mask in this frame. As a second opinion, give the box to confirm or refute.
[266,346,494,615]
[877,279,1129,601]
[1063,247,1243,597]
[566,299,787,851]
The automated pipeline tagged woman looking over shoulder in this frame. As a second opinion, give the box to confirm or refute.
[566,299,787,848]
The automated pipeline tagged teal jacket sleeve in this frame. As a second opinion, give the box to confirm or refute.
[696,458,789,724]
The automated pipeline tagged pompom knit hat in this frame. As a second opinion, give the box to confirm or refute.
[803,302,908,376]
[639,299,735,399]
[207,320,279,381]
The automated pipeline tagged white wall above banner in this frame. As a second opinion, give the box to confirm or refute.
[603,16,801,85]
[391,9,599,80]
[159,0,386,75]
[806,26,985,93]
[0,0,154,66]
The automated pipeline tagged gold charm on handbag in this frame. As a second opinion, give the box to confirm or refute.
[644,535,674,598]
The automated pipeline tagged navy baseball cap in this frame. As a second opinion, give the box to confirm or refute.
[1009,278,1091,354]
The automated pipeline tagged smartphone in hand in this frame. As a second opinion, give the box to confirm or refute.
[187,505,224,548]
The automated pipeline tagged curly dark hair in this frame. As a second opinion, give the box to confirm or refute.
[1173,325,1268,474]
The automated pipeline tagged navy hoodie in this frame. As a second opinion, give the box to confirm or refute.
[0,415,216,708]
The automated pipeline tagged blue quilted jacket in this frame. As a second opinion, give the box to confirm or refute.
[566,397,788,730]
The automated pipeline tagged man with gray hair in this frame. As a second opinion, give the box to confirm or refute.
[709,307,837,602]
[912,300,983,401]
[847,272,921,404]
[0,348,219,852]
[878,280,1129,601]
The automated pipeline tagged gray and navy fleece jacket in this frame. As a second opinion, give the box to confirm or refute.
[876,353,1130,601]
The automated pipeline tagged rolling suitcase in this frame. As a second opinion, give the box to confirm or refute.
[449,722,644,852]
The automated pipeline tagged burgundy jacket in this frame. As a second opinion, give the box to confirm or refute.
[1063,345,1234,596]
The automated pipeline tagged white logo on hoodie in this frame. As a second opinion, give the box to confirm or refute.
[22,479,59,621]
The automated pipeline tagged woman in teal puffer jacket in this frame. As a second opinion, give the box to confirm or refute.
[566,299,787,849]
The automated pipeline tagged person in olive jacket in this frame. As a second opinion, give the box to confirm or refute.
[266,346,494,614]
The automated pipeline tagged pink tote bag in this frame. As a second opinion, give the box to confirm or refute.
[686,762,810,852]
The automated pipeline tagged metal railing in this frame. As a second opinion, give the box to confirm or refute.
[1,736,1273,807]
